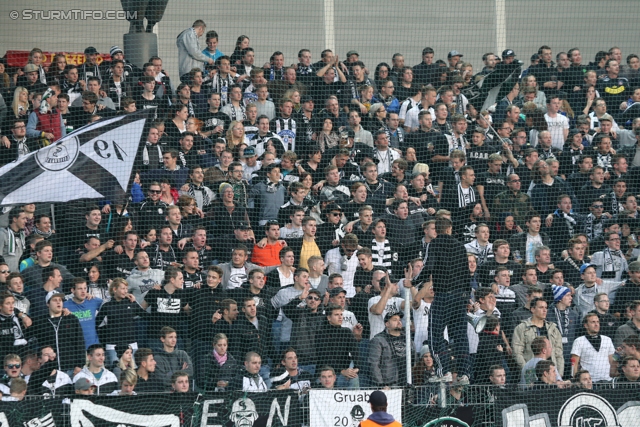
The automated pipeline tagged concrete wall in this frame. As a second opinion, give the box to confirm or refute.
[1,0,638,85]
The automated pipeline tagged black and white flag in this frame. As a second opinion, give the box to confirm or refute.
[0,109,155,206]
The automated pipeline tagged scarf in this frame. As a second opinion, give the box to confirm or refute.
[142,142,163,166]
[4,227,25,256]
[602,247,623,272]
[0,313,27,346]
[33,228,53,239]
[213,350,228,365]
[187,183,211,207]
[457,184,476,208]
[554,306,570,337]
[585,334,602,352]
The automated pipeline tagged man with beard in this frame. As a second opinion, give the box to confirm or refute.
[368,312,410,388]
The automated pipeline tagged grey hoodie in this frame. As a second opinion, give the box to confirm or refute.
[154,347,194,390]
[127,267,165,305]
[176,27,210,77]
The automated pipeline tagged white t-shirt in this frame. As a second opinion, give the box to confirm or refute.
[412,300,432,351]
[404,105,435,130]
[342,309,358,331]
[368,295,404,339]
[570,335,615,382]
[544,113,569,150]
[227,267,248,289]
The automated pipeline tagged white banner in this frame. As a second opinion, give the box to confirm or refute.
[309,389,402,427]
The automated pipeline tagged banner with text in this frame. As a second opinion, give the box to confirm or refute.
[308,389,402,427]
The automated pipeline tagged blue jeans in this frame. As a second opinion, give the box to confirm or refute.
[336,374,360,390]
[429,290,470,377]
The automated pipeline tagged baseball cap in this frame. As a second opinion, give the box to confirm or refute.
[24,64,39,74]
[346,50,359,57]
[235,221,252,231]
[242,147,256,158]
[84,46,99,55]
[45,291,65,304]
[369,390,387,406]
[74,377,96,391]
[502,49,516,58]
[599,113,613,123]
[319,192,337,203]
[301,95,314,103]
[324,202,342,213]
[328,287,347,298]
[579,263,595,275]
[308,288,322,297]
[629,261,640,272]
[110,46,123,56]
[530,53,540,61]
[448,50,463,58]
[384,311,403,323]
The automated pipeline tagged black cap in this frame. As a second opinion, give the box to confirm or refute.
[384,311,403,323]
[328,287,346,297]
[530,53,540,61]
[324,202,342,213]
[242,147,256,158]
[301,95,314,103]
[319,192,337,203]
[369,390,387,406]
[502,49,516,58]
[84,46,99,55]
[308,288,322,297]
[235,221,252,230]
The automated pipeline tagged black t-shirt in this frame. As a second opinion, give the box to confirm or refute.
[467,145,497,172]
[200,110,230,134]
[476,171,507,209]
[144,288,188,333]
[67,225,103,252]
[477,259,522,287]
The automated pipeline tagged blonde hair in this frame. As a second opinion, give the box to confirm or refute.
[12,87,28,117]
[120,368,138,385]
[413,163,430,175]
[109,278,128,297]
[225,120,245,148]
[118,350,137,372]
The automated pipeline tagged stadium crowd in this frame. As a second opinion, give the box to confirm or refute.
[0,19,640,402]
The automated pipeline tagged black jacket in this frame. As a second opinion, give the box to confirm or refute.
[31,314,86,372]
[95,298,147,348]
[281,300,324,365]
[232,315,274,361]
[189,285,227,342]
[198,351,238,392]
[315,320,359,372]
[415,234,470,294]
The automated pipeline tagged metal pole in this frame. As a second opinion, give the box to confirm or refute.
[404,286,412,385]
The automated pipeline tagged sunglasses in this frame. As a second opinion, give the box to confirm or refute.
[329,212,342,217]
[149,190,161,194]
[307,296,321,301]
[6,364,20,369]
[0,270,8,274]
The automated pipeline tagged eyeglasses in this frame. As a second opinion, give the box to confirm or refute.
[0,270,9,274]
[149,189,161,194]
[329,212,342,217]
[307,296,321,301]
[591,205,604,209]
[13,125,26,129]
[6,364,20,369]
